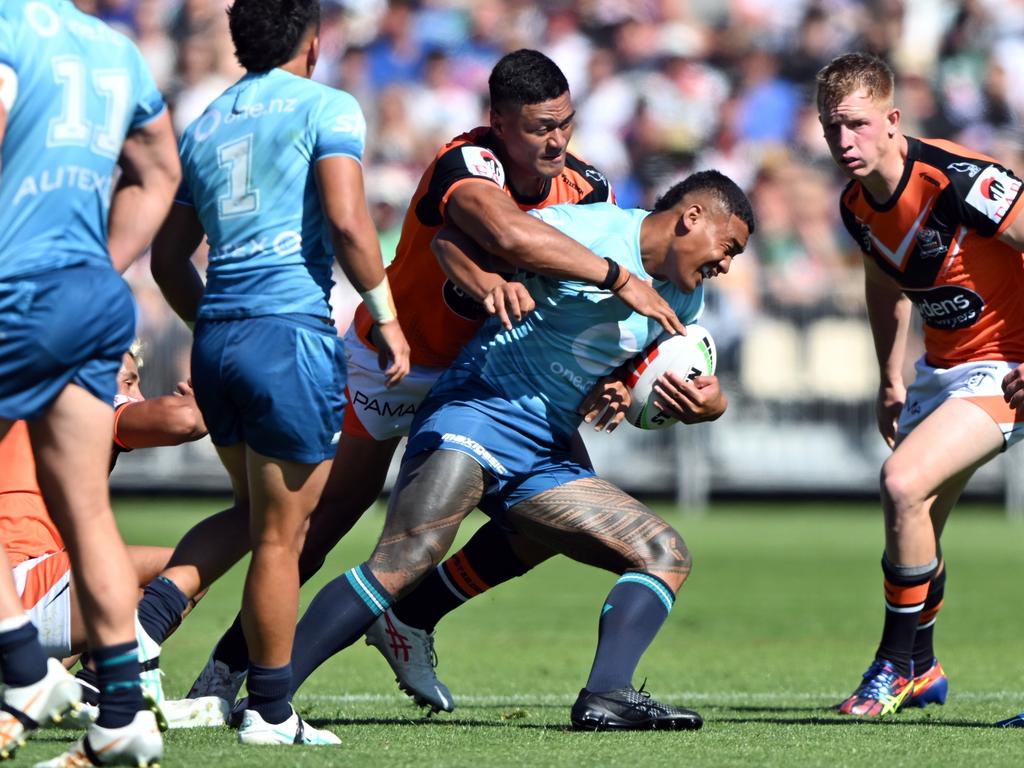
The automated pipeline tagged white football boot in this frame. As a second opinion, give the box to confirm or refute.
[0,657,83,759]
[33,709,162,767]
[237,707,340,746]
[364,610,454,713]
[162,696,231,729]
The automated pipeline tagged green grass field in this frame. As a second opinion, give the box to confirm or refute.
[19,498,1024,767]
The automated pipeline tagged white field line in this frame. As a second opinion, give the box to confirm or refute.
[296,691,1024,706]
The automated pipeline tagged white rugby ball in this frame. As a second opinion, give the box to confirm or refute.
[624,325,717,430]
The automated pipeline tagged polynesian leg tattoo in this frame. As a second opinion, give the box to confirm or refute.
[367,449,487,598]
[505,477,692,586]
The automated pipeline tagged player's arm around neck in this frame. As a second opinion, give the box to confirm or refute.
[863,256,911,447]
[446,183,683,334]
[316,154,410,384]
[150,202,207,326]
[109,111,182,273]
[432,224,534,330]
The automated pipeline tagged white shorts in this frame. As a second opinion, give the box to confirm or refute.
[12,550,72,658]
[898,357,1024,448]
[341,326,444,441]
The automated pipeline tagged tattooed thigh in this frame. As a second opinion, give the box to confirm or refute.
[504,477,691,582]
[367,450,485,597]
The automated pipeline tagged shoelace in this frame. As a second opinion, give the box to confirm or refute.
[858,662,902,699]
[415,631,439,670]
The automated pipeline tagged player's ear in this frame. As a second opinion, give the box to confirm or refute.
[305,32,320,77]
[490,108,504,137]
[886,106,900,137]
[676,203,701,235]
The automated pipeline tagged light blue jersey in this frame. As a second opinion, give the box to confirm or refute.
[0,0,165,280]
[177,68,367,320]
[448,202,704,439]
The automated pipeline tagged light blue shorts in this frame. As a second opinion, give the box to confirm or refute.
[192,313,347,464]
[0,266,134,420]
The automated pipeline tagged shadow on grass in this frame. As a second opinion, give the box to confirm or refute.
[312,716,578,731]
[714,714,997,729]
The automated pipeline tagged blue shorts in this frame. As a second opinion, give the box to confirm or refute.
[405,381,594,517]
[192,313,346,464]
[0,266,134,420]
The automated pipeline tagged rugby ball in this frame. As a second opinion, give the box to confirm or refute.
[624,325,717,430]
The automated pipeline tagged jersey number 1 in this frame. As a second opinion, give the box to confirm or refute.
[217,134,260,218]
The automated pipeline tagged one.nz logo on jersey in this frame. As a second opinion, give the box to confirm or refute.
[904,285,984,330]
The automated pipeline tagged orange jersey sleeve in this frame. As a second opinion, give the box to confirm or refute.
[0,422,63,566]
[353,128,615,368]
[841,137,1024,367]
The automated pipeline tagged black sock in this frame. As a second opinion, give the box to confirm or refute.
[289,563,392,696]
[875,554,938,678]
[247,663,292,725]
[585,572,675,693]
[75,664,100,705]
[0,618,48,687]
[93,641,144,729]
[137,576,189,644]
[912,560,946,675]
[212,614,250,673]
[392,521,530,632]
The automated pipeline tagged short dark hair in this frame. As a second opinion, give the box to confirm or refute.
[653,170,756,236]
[228,0,320,73]
[488,49,569,112]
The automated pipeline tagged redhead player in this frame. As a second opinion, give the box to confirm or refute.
[816,53,1024,719]
[185,48,685,714]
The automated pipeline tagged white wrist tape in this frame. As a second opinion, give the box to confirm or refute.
[0,63,18,114]
[360,277,397,324]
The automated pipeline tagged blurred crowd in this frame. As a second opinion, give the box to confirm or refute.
[76,0,1024,394]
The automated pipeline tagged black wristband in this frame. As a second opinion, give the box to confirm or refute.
[598,257,620,290]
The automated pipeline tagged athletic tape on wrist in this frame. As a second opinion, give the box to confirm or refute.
[360,277,398,324]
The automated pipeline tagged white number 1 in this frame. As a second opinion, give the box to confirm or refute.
[217,134,260,218]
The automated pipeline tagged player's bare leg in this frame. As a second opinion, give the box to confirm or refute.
[504,477,699,730]
[840,398,1004,716]
[26,384,160,760]
[288,450,484,695]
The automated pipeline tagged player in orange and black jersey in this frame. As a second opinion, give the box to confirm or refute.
[184,49,687,714]
[817,53,1024,721]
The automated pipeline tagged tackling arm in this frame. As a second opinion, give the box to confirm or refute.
[114,394,207,449]
[446,183,684,335]
[109,111,181,273]
[432,224,534,330]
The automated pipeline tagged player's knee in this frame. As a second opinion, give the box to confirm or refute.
[633,525,691,579]
[880,455,927,513]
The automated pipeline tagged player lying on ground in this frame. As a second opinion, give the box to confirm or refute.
[816,53,1024,721]
[282,170,752,730]
[0,0,180,763]
[148,48,683,716]
[150,0,409,747]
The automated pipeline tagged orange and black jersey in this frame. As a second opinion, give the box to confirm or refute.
[353,126,614,368]
[840,136,1024,367]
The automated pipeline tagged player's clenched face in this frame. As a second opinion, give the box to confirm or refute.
[492,92,575,181]
[667,208,749,293]
[819,87,899,182]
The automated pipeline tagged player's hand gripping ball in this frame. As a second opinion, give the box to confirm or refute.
[624,324,717,429]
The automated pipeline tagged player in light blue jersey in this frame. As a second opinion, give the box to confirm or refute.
[0,1,179,764]
[150,0,409,748]
[284,170,754,729]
